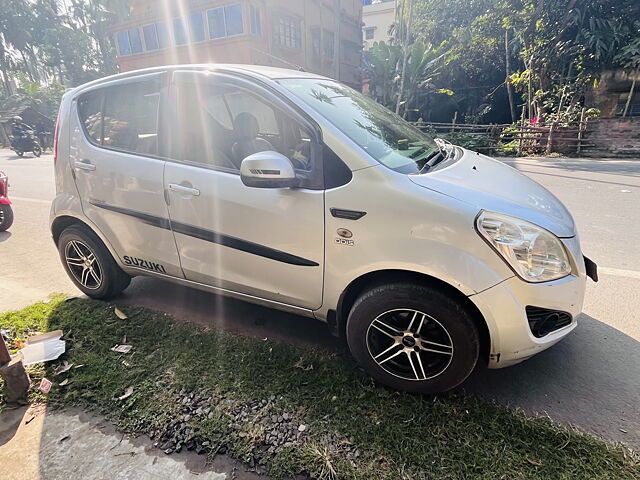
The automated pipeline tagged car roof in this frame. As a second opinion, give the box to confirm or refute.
[71,64,329,96]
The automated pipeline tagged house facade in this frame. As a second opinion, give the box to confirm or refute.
[110,0,363,88]
[362,0,396,49]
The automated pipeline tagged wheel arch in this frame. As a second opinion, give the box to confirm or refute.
[51,215,121,267]
[51,215,93,245]
[332,269,491,363]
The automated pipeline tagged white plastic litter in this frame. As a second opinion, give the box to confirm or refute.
[18,330,66,366]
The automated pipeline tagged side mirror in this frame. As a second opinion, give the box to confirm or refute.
[240,151,298,188]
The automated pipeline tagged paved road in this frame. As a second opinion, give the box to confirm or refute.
[0,150,638,449]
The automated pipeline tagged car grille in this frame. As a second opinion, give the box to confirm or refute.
[526,306,573,338]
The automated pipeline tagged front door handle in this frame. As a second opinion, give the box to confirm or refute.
[168,183,200,196]
[74,161,96,172]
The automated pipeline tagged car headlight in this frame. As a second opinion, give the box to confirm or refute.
[476,211,571,283]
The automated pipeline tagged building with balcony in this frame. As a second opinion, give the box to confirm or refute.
[362,0,396,49]
[111,0,363,88]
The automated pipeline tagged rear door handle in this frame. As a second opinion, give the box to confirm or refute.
[74,161,96,172]
[168,183,200,196]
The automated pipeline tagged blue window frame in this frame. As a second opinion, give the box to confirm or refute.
[129,28,143,54]
[207,4,244,40]
[156,22,170,49]
[173,17,188,46]
[225,4,244,36]
[207,8,226,39]
[250,5,261,36]
[143,24,159,50]
[189,12,205,42]
[116,30,131,56]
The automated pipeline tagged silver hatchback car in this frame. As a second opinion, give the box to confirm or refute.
[51,65,597,393]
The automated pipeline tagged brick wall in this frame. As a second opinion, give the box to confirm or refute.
[582,117,640,158]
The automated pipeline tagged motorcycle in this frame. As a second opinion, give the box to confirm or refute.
[10,131,42,157]
[0,171,13,232]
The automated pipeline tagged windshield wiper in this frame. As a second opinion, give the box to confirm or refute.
[415,138,454,174]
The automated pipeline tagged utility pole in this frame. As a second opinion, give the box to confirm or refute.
[623,78,636,117]
[395,0,414,116]
[505,29,517,123]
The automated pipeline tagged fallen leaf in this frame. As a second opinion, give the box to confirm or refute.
[294,357,314,371]
[59,435,70,443]
[59,379,71,386]
[118,386,134,400]
[111,344,133,354]
[526,457,543,467]
[55,361,74,375]
[74,364,85,369]
[620,428,628,434]
[114,307,128,320]
[122,361,130,367]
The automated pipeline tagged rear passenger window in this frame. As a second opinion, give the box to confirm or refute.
[78,91,103,144]
[77,77,162,157]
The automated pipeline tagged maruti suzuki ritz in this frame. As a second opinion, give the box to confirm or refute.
[51,65,598,393]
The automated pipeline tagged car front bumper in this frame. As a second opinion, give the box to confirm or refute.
[469,236,589,368]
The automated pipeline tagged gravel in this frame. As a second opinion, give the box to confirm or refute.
[151,388,310,472]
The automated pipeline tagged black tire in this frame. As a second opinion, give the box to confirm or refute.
[57,225,131,299]
[16,150,24,157]
[0,205,13,232]
[346,283,480,394]
[32,146,42,157]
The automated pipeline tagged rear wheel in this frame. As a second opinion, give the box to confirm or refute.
[57,225,131,299]
[32,146,42,157]
[0,205,13,231]
[346,283,480,394]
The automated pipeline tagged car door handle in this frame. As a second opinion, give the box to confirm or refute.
[74,161,96,172]
[168,184,200,196]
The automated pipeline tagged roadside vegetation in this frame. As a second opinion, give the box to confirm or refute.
[1,296,638,480]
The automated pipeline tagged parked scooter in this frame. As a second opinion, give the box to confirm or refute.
[0,171,13,231]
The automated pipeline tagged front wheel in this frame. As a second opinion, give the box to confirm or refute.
[57,225,131,299]
[15,150,24,157]
[0,205,13,231]
[32,146,42,157]
[346,283,480,394]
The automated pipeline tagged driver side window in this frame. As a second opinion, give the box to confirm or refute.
[170,77,313,172]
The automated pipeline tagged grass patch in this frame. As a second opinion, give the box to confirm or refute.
[1,297,638,479]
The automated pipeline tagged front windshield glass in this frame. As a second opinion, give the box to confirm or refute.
[278,78,438,173]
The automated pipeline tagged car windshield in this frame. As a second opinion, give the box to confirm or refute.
[278,78,438,173]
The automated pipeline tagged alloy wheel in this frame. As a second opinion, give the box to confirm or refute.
[366,308,454,381]
[65,240,103,290]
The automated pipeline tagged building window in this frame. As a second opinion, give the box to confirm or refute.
[173,17,188,46]
[311,28,320,59]
[250,5,261,36]
[157,22,170,49]
[225,4,244,36]
[274,16,301,49]
[116,29,143,56]
[342,39,361,64]
[323,29,335,58]
[129,28,143,54]
[207,4,244,40]
[189,12,205,42]
[143,24,159,50]
[116,31,131,56]
[364,27,375,41]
